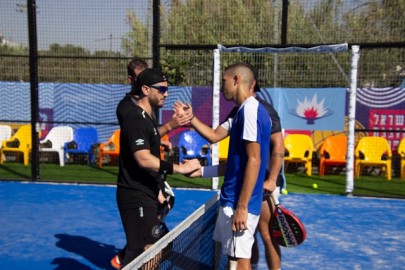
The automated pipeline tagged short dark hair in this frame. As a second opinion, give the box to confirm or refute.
[127,57,148,78]
[225,62,260,92]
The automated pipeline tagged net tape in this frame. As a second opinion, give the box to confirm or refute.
[217,43,349,53]
[123,192,227,270]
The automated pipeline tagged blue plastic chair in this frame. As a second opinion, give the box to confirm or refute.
[178,130,211,166]
[63,127,99,164]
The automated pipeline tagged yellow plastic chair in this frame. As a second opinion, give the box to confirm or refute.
[218,136,230,163]
[0,124,40,166]
[355,136,392,180]
[98,129,120,168]
[318,135,347,176]
[397,138,405,179]
[284,134,314,176]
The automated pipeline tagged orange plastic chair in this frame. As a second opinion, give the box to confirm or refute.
[98,129,120,168]
[397,138,405,179]
[318,135,347,176]
[160,134,170,160]
[218,136,230,163]
[284,134,314,176]
[355,136,392,180]
[0,124,40,166]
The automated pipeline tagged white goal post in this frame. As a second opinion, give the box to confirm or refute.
[211,43,360,194]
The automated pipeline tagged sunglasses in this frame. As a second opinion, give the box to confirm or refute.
[149,84,168,94]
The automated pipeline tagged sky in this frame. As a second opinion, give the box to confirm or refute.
[0,0,371,53]
[0,0,150,52]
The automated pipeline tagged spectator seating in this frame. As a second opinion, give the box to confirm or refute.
[218,136,230,163]
[318,135,347,176]
[178,130,211,166]
[64,127,99,165]
[284,134,314,176]
[39,126,74,166]
[399,138,405,179]
[0,124,40,166]
[355,136,392,180]
[98,129,120,168]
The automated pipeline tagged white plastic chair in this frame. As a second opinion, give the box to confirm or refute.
[0,125,12,148]
[39,126,74,166]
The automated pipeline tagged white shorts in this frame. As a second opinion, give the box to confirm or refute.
[213,206,260,259]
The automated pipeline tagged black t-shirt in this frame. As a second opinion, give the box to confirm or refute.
[116,95,162,208]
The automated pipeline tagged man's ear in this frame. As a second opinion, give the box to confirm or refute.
[233,75,238,86]
[141,85,149,96]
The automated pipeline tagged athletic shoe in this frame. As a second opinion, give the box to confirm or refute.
[110,254,123,269]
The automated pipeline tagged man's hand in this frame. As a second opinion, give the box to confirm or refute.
[232,207,248,232]
[186,167,202,178]
[177,158,201,175]
[174,101,194,122]
[263,179,277,193]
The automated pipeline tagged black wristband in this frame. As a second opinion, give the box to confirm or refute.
[159,160,174,175]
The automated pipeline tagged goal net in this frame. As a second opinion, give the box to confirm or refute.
[211,43,360,193]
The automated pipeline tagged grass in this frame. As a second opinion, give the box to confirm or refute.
[1,163,404,198]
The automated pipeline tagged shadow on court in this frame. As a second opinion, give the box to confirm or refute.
[52,234,118,270]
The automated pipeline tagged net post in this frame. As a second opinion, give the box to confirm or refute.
[346,45,360,195]
[211,47,221,190]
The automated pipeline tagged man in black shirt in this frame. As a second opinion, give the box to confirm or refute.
[115,68,201,268]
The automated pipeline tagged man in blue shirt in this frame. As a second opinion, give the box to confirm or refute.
[189,63,272,270]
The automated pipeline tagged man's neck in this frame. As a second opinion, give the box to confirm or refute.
[235,90,251,107]
[137,98,153,117]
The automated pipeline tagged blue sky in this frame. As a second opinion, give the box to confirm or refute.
[0,0,150,52]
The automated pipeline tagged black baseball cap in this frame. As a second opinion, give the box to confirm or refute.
[131,68,167,95]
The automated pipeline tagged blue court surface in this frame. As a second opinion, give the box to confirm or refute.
[1,181,404,270]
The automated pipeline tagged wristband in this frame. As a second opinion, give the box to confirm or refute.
[159,160,173,175]
[201,165,219,178]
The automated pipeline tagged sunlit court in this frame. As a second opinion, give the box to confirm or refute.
[1,181,404,270]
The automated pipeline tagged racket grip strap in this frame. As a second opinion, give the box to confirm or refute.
[271,193,280,206]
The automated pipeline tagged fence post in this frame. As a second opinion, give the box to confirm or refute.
[28,0,40,180]
[346,45,360,194]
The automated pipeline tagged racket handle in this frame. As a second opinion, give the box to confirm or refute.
[270,193,280,206]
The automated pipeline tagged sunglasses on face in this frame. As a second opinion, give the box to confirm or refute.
[148,84,168,94]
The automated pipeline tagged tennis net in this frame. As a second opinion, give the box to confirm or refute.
[123,192,228,270]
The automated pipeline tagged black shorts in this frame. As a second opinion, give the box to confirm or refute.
[118,205,162,254]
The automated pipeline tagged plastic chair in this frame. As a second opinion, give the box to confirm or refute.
[98,129,120,168]
[160,134,170,160]
[218,136,230,163]
[397,138,405,179]
[0,124,40,166]
[178,130,211,166]
[0,125,12,148]
[284,134,314,176]
[318,135,347,176]
[39,126,74,166]
[64,127,99,165]
[355,136,392,180]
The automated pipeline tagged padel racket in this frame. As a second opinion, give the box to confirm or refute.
[268,193,306,248]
